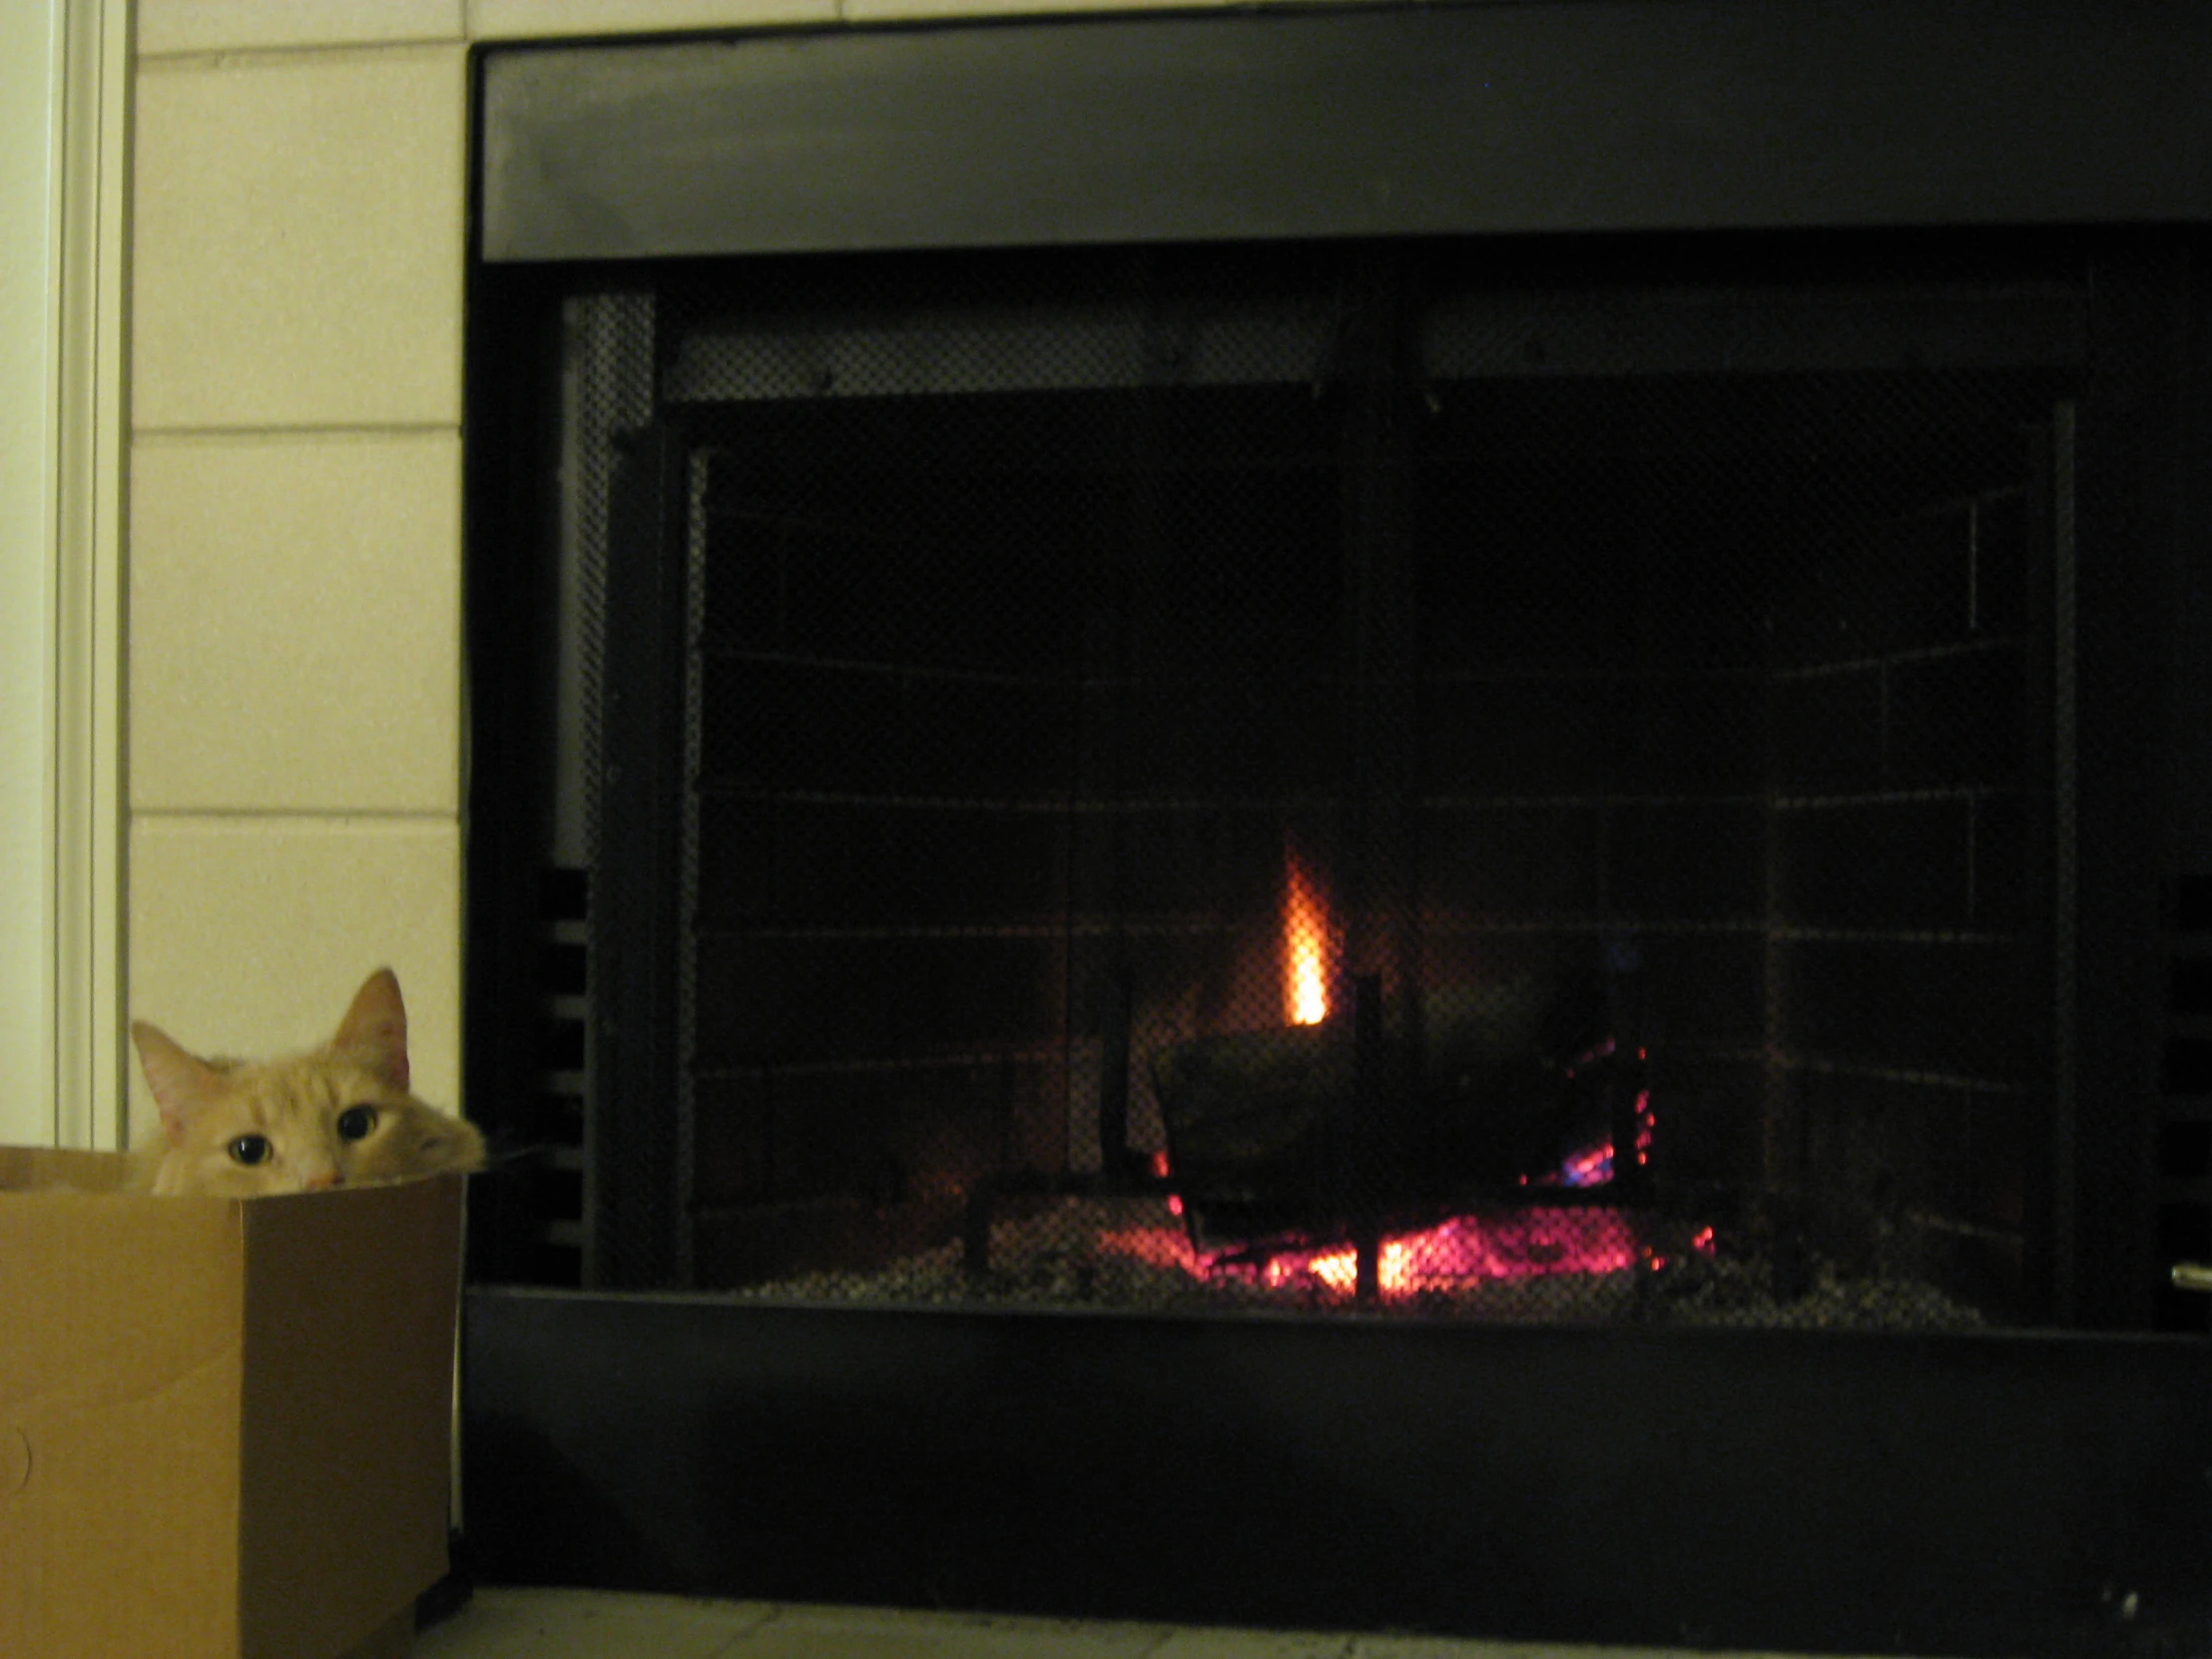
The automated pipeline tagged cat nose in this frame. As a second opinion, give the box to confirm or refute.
[302,1169,344,1192]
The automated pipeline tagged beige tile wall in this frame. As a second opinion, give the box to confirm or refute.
[125,0,1329,1132]
[129,28,468,1127]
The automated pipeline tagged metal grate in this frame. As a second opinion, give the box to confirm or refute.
[568,242,2082,1325]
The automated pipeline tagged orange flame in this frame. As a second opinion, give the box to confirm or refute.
[1283,850,1330,1025]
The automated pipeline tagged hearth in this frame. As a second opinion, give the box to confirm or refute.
[460,8,2212,1653]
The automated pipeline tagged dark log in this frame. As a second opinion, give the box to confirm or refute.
[1153,971,1621,1246]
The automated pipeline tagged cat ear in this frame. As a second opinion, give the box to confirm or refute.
[131,1021,226,1148]
[331,967,410,1092]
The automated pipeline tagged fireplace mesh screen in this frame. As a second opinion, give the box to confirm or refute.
[570,245,2078,1325]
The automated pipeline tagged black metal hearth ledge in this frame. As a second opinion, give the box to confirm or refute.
[462,1286,2212,1658]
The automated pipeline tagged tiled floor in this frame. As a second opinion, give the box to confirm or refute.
[413,1588,1828,1659]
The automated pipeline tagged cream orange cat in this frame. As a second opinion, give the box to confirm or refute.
[130,967,485,1197]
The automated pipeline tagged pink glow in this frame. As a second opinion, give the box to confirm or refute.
[1528,1134,1615,1188]
[1558,1142,1614,1187]
[1093,1224,1210,1276]
[1095,1205,1643,1302]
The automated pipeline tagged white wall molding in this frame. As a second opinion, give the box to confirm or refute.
[54,0,133,1150]
[0,0,130,1150]
[0,0,64,1147]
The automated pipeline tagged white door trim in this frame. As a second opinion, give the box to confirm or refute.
[0,0,130,1151]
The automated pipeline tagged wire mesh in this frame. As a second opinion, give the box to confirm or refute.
[574,243,2081,1325]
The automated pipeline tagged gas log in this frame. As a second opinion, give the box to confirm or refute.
[1154,964,1642,1251]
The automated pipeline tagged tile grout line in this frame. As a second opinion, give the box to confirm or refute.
[133,422,460,443]
[130,809,458,825]
[136,39,464,70]
[138,0,1337,59]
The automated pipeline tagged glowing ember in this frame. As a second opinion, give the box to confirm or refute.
[1094,1225,1208,1276]
[1560,1142,1613,1187]
[1096,1205,1643,1301]
[1520,1135,1617,1189]
[1283,849,1331,1026]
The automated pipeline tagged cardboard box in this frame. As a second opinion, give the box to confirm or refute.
[0,1148,464,1659]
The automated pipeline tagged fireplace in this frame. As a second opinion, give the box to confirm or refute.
[460,9,2212,1654]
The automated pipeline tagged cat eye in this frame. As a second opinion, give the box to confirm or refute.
[336,1105,378,1142]
[228,1134,272,1166]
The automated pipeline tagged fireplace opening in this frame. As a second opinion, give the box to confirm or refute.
[471,238,2104,1332]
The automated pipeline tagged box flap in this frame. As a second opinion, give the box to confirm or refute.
[0,1179,246,1658]
[237,1175,464,1659]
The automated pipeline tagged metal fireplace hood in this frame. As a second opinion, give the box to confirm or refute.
[479,0,2212,265]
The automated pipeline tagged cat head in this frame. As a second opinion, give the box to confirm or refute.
[131,968,485,1198]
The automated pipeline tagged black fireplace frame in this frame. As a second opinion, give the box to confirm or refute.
[463,7,2212,1652]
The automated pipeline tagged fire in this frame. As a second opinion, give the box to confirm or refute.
[1283,849,1331,1025]
[1096,1206,1644,1299]
[1276,1210,1641,1293]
